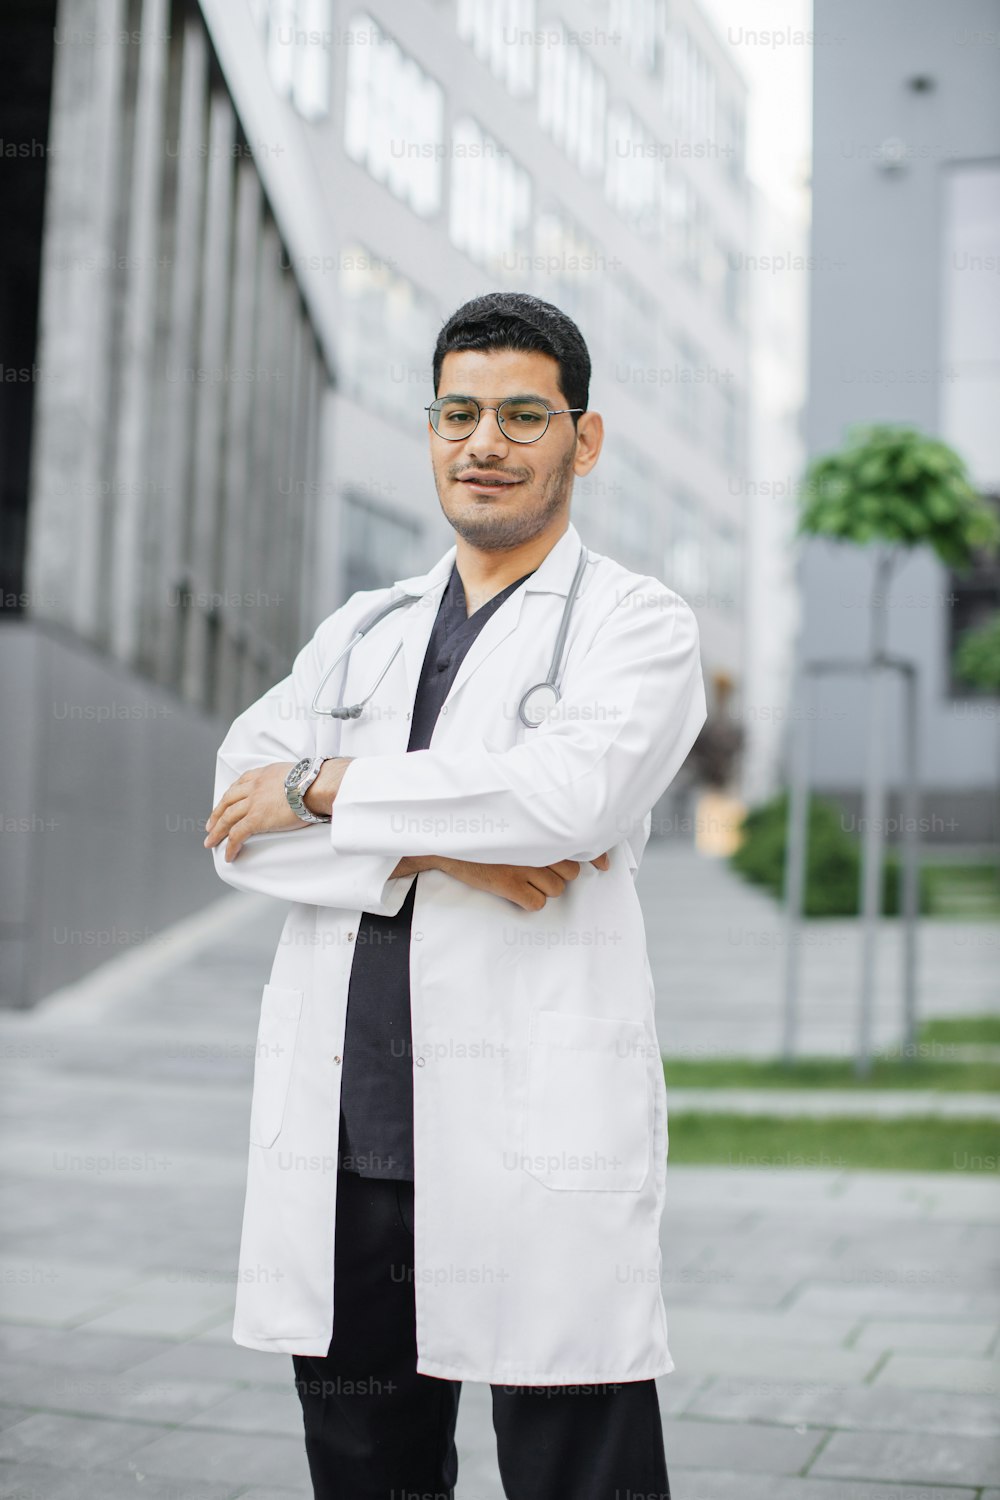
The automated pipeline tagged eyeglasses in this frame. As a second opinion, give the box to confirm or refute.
[425,396,585,444]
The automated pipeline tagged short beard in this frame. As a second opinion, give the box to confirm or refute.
[440,447,575,552]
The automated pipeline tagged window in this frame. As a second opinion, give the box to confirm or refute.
[600,436,660,559]
[449,118,532,275]
[249,0,331,121]
[664,22,716,147]
[605,103,662,238]
[608,0,667,76]
[457,0,536,97]
[712,518,742,613]
[538,21,607,178]
[343,12,444,217]
[672,335,701,439]
[341,491,423,597]
[604,270,657,400]
[532,203,604,329]
[667,489,708,600]
[338,245,440,424]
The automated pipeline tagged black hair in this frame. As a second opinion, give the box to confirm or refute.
[432,292,590,423]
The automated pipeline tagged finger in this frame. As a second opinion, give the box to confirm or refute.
[590,851,611,870]
[205,780,248,835]
[547,859,581,880]
[224,814,257,862]
[205,796,251,849]
[527,868,566,899]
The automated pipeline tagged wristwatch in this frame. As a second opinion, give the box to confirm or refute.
[284,755,333,824]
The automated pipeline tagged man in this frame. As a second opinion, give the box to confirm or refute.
[205,292,706,1500]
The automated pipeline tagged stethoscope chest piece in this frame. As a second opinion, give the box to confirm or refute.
[518,681,560,728]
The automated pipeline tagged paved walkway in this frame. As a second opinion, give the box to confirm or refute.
[638,844,998,1059]
[0,843,998,1498]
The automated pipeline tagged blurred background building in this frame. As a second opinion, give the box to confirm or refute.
[2,0,768,1007]
[801,0,1000,844]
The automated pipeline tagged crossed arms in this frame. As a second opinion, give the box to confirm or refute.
[205,581,706,915]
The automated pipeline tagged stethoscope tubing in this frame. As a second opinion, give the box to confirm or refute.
[311,545,589,724]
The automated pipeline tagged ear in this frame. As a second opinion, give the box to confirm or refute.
[572,411,604,477]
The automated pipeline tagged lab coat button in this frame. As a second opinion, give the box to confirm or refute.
[333,1055,341,1065]
[346,931,354,942]
[415,1056,426,1067]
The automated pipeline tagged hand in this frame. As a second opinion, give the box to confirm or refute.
[394,851,612,912]
[204,763,302,862]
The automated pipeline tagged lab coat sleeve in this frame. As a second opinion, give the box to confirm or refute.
[328,584,707,866]
[210,605,417,916]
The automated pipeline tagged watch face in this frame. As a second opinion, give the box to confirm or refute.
[285,757,311,790]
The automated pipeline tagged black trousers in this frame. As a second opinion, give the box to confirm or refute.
[292,1167,671,1500]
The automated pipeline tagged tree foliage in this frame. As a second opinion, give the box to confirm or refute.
[799,425,1000,568]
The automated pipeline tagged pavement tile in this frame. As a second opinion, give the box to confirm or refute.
[0,1361,240,1425]
[852,1317,998,1355]
[685,1373,1000,1437]
[0,1411,161,1470]
[0,1325,170,1374]
[126,1338,292,1387]
[809,1428,1000,1488]
[181,1386,304,1439]
[0,1461,240,1500]
[124,1427,309,1490]
[662,1416,827,1474]
[667,1471,980,1500]
[671,1337,878,1384]
[872,1352,1000,1395]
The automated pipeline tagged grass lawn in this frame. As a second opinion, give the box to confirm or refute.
[922,862,1000,919]
[667,1114,1000,1173]
[920,1015,1000,1045]
[662,1054,1000,1092]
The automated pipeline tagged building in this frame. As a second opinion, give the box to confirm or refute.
[1,0,750,1006]
[802,0,1000,842]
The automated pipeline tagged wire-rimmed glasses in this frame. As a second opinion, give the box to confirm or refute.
[425,396,585,443]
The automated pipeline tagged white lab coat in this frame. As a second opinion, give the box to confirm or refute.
[211,520,707,1383]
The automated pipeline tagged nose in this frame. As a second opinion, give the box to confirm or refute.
[464,405,510,461]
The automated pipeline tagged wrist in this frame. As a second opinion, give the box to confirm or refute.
[392,855,443,877]
[303,757,353,818]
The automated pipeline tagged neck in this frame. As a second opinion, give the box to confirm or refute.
[453,515,570,615]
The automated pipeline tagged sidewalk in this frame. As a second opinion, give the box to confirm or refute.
[0,843,998,1499]
[638,844,998,1059]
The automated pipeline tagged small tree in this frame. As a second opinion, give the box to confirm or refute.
[800,425,1000,656]
[793,425,999,1074]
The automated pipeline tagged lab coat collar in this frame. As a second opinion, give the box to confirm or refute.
[390,520,584,707]
[391,518,584,599]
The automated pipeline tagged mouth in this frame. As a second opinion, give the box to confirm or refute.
[455,473,524,496]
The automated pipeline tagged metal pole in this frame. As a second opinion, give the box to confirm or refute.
[900,664,921,1056]
[856,659,887,1077]
[781,667,811,1062]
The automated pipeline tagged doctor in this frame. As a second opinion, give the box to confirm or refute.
[205,292,706,1500]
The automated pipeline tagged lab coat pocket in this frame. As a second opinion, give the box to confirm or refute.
[522,1010,651,1192]
[249,985,303,1148]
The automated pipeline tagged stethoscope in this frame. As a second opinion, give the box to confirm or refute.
[310,544,590,728]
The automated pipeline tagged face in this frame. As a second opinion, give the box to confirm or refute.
[429,348,603,551]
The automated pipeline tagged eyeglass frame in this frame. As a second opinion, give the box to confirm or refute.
[424,395,586,444]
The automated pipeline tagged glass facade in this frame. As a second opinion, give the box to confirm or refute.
[338,244,440,425]
[448,117,533,275]
[457,0,536,98]
[248,0,332,120]
[343,12,444,217]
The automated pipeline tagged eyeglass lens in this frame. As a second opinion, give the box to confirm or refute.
[429,398,551,442]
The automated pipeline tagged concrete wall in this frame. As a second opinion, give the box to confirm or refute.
[0,621,226,1009]
[804,0,1000,831]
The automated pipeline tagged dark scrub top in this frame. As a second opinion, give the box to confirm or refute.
[337,560,537,1179]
